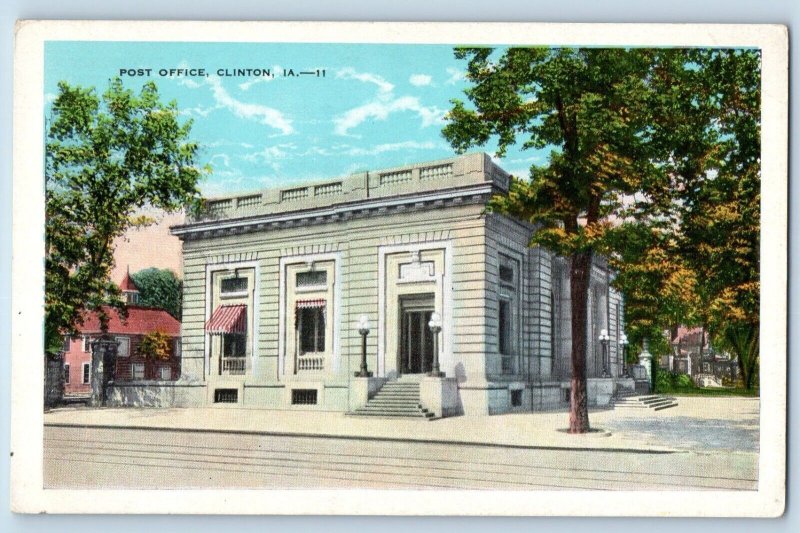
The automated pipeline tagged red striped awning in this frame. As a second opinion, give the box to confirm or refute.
[296,299,326,309]
[205,304,247,335]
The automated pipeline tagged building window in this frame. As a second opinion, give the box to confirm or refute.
[132,363,145,380]
[296,270,327,288]
[510,389,523,407]
[499,264,514,283]
[63,364,70,385]
[174,339,182,358]
[221,276,248,296]
[285,259,335,374]
[115,336,130,358]
[498,299,511,356]
[62,335,71,352]
[214,388,238,403]
[208,266,255,377]
[498,254,519,375]
[291,389,318,405]
[221,333,247,375]
[159,366,172,380]
[550,290,558,373]
[82,363,90,384]
[298,306,326,354]
[82,336,91,353]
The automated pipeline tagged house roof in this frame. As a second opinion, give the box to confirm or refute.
[77,306,180,336]
[672,326,707,346]
[119,271,139,292]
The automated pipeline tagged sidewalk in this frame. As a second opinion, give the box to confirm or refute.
[44,398,753,453]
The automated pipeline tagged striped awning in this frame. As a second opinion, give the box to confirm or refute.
[205,304,247,335]
[296,299,326,309]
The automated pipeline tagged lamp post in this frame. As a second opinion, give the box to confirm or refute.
[428,311,444,377]
[599,328,610,378]
[355,315,372,377]
[619,333,630,377]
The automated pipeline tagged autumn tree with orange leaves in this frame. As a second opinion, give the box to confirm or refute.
[444,47,761,433]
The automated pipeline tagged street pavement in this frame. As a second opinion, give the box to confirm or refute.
[42,396,759,490]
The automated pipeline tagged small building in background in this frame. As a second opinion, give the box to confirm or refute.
[61,272,181,401]
[662,326,740,387]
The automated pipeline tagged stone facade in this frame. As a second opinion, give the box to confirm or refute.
[166,153,627,415]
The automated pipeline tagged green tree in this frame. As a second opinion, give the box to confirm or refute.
[444,48,656,433]
[614,49,761,389]
[45,78,205,356]
[131,268,183,319]
[443,46,762,430]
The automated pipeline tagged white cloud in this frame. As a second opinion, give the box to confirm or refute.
[45,93,57,103]
[343,140,440,157]
[210,153,230,168]
[334,95,445,137]
[336,67,394,94]
[206,76,294,135]
[180,104,220,118]
[409,74,432,87]
[333,68,445,136]
[243,143,296,165]
[445,67,465,85]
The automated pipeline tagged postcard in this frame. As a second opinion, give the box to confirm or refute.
[11,21,787,516]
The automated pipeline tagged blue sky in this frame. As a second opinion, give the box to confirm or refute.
[45,41,547,197]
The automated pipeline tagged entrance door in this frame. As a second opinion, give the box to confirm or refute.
[399,294,434,374]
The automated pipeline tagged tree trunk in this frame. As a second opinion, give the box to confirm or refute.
[568,249,592,433]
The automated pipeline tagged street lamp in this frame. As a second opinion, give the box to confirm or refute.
[428,311,444,377]
[355,315,372,377]
[599,328,610,378]
[619,333,630,378]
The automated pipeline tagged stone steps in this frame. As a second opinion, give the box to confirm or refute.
[348,377,435,420]
[613,395,679,411]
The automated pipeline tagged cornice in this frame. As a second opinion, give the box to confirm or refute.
[171,183,495,240]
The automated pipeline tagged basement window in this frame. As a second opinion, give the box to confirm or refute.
[511,389,523,407]
[291,389,318,405]
[214,388,239,403]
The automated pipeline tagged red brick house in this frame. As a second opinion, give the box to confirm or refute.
[61,272,181,398]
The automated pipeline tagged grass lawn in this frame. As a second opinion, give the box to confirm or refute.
[658,387,759,397]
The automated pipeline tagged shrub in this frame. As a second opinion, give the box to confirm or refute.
[674,373,693,389]
[137,330,172,360]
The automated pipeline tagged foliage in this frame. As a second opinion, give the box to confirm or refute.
[611,49,761,389]
[655,369,694,392]
[136,330,172,361]
[131,268,183,318]
[45,78,206,355]
[444,48,662,433]
[443,47,763,431]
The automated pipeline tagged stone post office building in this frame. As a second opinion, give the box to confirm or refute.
[148,153,627,416]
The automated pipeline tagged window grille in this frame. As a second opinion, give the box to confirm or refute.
[221,277,248,294]
[291,389,318,405]
[214,388,238,403]
[296,270,327,287]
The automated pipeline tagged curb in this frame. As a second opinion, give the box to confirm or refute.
[44,421,679,455]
